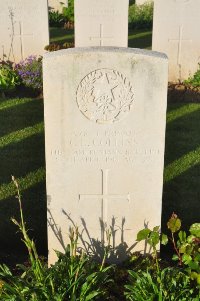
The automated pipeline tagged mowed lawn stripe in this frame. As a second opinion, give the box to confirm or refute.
[164,146,200,183]
[167,103,200,123]
[0,97,34,111]
[0,167,46,201]
[0,122,44,148]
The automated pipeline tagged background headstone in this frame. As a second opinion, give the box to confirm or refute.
[152,0,200,82]
[75,0,129,47]
[43,47,168,264]
[48,0,68,13]
[0,0,49,63]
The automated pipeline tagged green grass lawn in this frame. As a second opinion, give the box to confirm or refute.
[50,27,152,49]
[0,97,47,257]
[163,103,200,230]
[50,28,74,44]
[0,28,199,262]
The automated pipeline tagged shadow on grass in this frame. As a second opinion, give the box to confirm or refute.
[50,27,74,44]
[0,134,45,184]
[0,97,47,264]
[0,98,44,137]
[49,27,152,49]
[163,164,200,230]
[164,103,200,166]
[128,29,152,49]
[0,181,47,262]
[161,163,200,259]
[161,103,200,258]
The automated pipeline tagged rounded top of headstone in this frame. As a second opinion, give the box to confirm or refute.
[43,47,168,61]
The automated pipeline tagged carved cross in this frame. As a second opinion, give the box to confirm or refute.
[168,26,192,65]
[14,21,33,60]
[79,169,130,223]
[89,24,113,46]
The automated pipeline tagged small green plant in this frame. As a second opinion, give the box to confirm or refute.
[0,60,20,98]
[184,64,200,88]
[125,267,197,301]
[167,213,200,284]
[136,225,168,274]
[128,2,153,30]
[0,177,113,301]
[62,0,74,23]
[125,215,200,300]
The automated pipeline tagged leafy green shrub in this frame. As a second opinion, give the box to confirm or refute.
[15,56,43,91]
[0,60,20,97]
[128,2,153,30]
[184,64,200,88]
[49,10,66,27]
[125,214,200,300]
[167,213,200,284]
[136,226,165,273]
[62,0,74,23]
[48,0,74,28]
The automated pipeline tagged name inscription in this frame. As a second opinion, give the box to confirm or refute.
[50,130,161,165]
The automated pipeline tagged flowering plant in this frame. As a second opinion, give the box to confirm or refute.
[15,55,43,91]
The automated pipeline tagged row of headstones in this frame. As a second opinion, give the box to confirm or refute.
[0,0,199,82]
[47,0,151,12]
[47,0,152,12]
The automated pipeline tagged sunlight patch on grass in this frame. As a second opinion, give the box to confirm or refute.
[0,167,46,201]
[0,98,34,111]
[51,34,74,43]
[128,30,152,40]
[164,146,200,183]
[167,103,200,123]
[0,122,44,148]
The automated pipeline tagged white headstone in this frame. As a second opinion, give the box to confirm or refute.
[48,0,68,13]
[152,0,200,82]
[75,0,129,47]
[0,0,49,63]
[43,47,168,264]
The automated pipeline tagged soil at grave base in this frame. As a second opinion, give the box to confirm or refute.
[168,83,200,103]
[0,250,29,270]
[5,85,43,99]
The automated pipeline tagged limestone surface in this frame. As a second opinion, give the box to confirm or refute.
[0,0,49,62]
[43,47,168,264]
[153,0,200,82]
[75,0,129,47]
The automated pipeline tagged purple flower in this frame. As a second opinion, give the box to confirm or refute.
[15,55,43,90]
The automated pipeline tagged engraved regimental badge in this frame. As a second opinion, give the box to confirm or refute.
[76,69,134,124]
